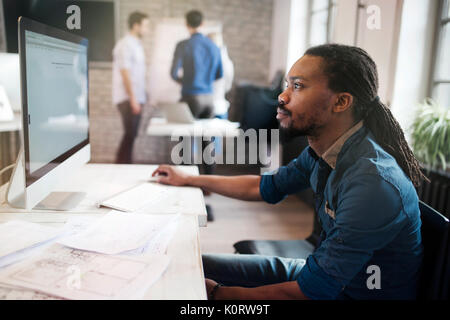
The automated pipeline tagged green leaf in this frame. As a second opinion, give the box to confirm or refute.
[411,99,450,169]
[438,152,447,171]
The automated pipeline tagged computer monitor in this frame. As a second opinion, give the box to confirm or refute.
[6,17,90,210]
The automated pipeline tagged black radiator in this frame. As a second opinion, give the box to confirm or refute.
[417,169,450,218]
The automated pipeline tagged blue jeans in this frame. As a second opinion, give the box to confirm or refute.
[202,254,306,287]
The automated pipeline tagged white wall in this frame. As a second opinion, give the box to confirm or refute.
[332,0,404,105]
[332,0,359,45]
[358,0,403,105]
[391,0,439,138]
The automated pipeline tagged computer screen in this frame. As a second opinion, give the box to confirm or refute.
[20,18,89,185]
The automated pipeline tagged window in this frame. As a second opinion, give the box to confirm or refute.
[430,0,450,108]
[307,0,337,47]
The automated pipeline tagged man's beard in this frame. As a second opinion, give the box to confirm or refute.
[279,123,317,143]
[277,103,317,143]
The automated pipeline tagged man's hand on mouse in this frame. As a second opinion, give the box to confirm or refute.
[151,165,190,186]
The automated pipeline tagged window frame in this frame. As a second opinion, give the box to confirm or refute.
[428,0,450,105]
[306,0,337,47]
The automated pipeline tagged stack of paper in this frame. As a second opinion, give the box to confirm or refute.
[0,212,178,299]
[0,284,61,300]
[0,244,170,300]
[58,211,180,255]
[0,220,63,269]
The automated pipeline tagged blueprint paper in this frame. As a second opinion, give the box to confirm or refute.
[0,220,65,268]
[0,217,101,269]
[0,241,52,270]
[0,284,61,300]
[0,244,170,300]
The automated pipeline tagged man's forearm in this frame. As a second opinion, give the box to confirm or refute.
[170,53,183,83]
[188,175,262,201]
[215,281,309,300]
[120,69,136,101]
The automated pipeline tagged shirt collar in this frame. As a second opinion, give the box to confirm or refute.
[321,121,364,169]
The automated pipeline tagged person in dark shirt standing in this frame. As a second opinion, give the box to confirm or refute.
[171,10,223,119]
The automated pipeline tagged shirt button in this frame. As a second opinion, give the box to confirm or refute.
[335,237,344,244]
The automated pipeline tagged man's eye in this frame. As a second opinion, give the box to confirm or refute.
[294,83,303,89]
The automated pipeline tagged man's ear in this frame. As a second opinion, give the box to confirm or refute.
[333,93,353,113]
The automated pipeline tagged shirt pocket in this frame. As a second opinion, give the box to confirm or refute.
[320,199,337,230]
[324,200,336,220]
[319,201,334,232]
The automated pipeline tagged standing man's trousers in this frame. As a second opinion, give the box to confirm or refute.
[181,94,215,119]
[116,100,142,164]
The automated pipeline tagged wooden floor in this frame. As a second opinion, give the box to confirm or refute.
[200,177,314,254]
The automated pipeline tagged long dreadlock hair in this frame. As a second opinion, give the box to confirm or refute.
[305,44,427,187]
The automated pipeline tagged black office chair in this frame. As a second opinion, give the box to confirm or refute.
[233,207,322,259]
[418,201,449,300]
[234,70,284,132]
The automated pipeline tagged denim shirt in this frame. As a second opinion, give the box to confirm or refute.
[260,122,423,300]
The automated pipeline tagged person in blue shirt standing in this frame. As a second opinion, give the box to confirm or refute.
[170,10,223,119]
[154,44,426,300]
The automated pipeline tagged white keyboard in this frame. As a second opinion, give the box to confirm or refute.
[99,183,176,212]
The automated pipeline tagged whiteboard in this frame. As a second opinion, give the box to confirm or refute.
[147,18,222,106]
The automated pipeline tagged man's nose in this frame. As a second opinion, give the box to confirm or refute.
[278,90,290,105]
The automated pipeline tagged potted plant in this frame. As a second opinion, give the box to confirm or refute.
[411,98,450,215]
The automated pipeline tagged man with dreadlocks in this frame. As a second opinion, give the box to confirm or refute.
[152,44,425,300]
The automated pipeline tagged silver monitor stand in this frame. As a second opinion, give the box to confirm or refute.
[6,146,88,211]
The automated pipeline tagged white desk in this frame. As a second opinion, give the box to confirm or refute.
[0,164,207,300]
[0,164,208,227]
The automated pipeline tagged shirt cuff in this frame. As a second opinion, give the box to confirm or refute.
[297,255,344,300]
[259,173,284,204]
